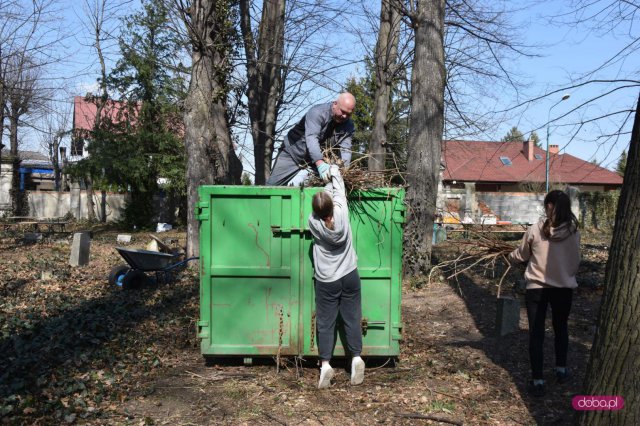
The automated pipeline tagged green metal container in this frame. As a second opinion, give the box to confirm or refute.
[196,186,404,359]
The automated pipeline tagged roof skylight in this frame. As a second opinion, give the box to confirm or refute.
[499,156,512,166]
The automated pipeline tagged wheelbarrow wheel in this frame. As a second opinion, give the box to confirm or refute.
[122,270,148,290]
[109,264,130,287]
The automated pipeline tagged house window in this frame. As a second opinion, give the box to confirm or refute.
[534,154,543,160]
[71,137,86,157]
[499,156,512,166]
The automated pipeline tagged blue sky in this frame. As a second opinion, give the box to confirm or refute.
[15,0,637,172]
[492,0,637,170]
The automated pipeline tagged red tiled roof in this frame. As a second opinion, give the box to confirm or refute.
[72,96,184,137]
[443,140,623,186]
[72,96,140,132]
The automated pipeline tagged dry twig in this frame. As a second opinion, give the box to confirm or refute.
[305,151,405,193]
[429,233,517,296]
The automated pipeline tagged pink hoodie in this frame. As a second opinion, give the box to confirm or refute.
[508,221,581,290]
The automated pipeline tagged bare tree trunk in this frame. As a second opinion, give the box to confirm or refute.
[8,115,23,215]
[576,94,640,425]
[403,0,446,275]
[84,175,97,221]
[0,66,4,159]
[84,0,113,224]
[181,0,243,257]
[240,0,285,184]
[369,0,401,172]
[51,134,60,191]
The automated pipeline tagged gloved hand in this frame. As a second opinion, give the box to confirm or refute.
[317,161,331,182]
[329,164,341,178]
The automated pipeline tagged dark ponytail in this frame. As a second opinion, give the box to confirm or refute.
[542,190,579,238]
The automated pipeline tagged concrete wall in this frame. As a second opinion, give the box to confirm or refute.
[2,188,177,224]
[0,163,11,211]
[438,186,582,224]
[26,190,128,221]
[476,192,545,224]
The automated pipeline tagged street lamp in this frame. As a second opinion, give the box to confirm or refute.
[545,94,570,193]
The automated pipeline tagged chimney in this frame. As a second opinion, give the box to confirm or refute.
[549,144,559,155]
[523,138,534,161]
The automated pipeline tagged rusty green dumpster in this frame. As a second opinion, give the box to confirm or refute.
[196,186,404,360]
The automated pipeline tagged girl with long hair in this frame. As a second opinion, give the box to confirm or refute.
[509,190,581,397]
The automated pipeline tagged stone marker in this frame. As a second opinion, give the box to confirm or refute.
[117,234,132,244]
[24,233,43,244]
[70,232,91,266]
[41,270,54,281]
[495,296,520,336]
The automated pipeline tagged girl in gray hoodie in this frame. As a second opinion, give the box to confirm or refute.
[308,165,365,389]
[509,190,581,397]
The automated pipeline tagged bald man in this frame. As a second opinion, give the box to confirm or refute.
[266,92,356,185]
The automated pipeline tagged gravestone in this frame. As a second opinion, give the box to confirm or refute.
[24,233,43,244]
[495,296,520,336]
[70,232,91,266]
[117,234,132,244]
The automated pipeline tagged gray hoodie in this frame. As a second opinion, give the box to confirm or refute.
[509,221,581,289]
[307,166,358,282]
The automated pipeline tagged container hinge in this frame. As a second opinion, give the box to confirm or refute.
[391,321,403,341]
[195,202,209,221]
[393,206,406,224]
[197,320,209,338]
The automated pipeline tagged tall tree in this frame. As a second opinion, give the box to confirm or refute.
[616,149,627,177]
[5,53,39,215]
[577,94,640,425]
[344,75,375,160]
[501,126,524,142]
[345,69,409,169]
[500,127,541,145]
[39,102,71,191]
[530,131,541,146]
[239,0,286,184]
[401,0,446,275]
[174,0,243,257]
[369,0,401,172]
[78,0,119,222]
[1,0,59,215]
[86,0,187,228]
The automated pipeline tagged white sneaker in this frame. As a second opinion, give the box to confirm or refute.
[318,365,334,389]
[351,357,365,385]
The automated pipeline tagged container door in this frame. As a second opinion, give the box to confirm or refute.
[197,186,302,356]
[300,188,404,357]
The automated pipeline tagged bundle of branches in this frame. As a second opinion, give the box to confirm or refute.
[305,151,405,193]
[429,233,518,297]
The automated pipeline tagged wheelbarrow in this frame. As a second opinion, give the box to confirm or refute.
[108,247,199,289]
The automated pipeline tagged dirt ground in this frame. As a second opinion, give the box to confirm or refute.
[0,227,610,425]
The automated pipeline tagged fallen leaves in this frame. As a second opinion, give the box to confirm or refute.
[0,230,611,425]
[0,231,199,424]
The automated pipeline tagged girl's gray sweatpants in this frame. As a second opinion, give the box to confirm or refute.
[314,268,362,361]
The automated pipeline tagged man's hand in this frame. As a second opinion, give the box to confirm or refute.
[317,161,331,182]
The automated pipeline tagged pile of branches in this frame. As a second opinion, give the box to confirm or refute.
[429,234,518,297]
[305,153,406,193]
